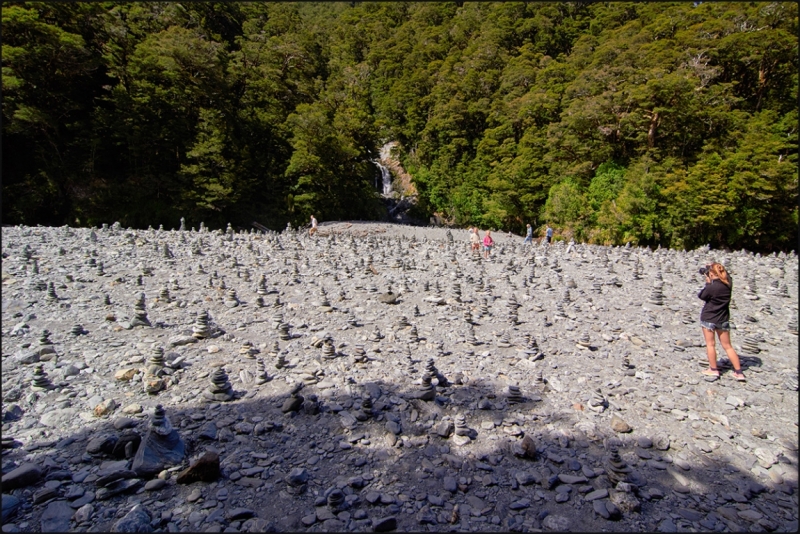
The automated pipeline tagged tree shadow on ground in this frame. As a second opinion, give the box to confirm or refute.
[2,365,798,533]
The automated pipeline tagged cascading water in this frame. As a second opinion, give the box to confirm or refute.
[373,142,394,196]
[376,161,392,196]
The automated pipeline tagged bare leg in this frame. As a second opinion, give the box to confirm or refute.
[702,327,718,371]
[717,330,744,375]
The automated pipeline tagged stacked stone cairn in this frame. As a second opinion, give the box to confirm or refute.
[31,364,55,391]
[203,367,234,402]
[130,293,151,327]
[192,310,211,339]
[605,444,633,486]
[507,384,523,404]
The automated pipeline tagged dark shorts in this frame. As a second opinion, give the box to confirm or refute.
[546,236,552,243]
[701,320,730,331]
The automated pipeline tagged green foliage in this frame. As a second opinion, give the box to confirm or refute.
[2,1,797,250]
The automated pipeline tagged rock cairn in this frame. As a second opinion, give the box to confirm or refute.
[203,368,234,402]
[31,364,54,391]
[192,310,211,339]
[130,293,151,327]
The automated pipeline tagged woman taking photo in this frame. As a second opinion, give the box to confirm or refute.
[697,262,746,381]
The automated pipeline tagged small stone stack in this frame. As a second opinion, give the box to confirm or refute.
[71,324,85,336]
[464,324,479,346]
[631,260,642,280]
[450,282,462,303]
[278,322,292,341]
[347,311,359,327]
[146,347,167,377]
[408,324,420,343]
[203,368,234,402]
[522,335,543,361]
[356,396,373,421]
[591,280,603,293]
[587,389,607,413]
[38,329,55,356]
[744,276,759,300]
[317,287,332,311]
[224,289,239,308]
[271,311,284,329]
[368,325,383,342]
[605,445,633,486]
[777,283,790,298]
[740,335,761,354]
[31,364,55,391]
[412,374,436,401]
[257,275,268,295]
[621,357,636,376]
[507,385,523,404]
[327,489,346,510]
[576,332,591,349]
[396,315,410,329]
[255,359,270,385]
[352,345,368,364]
[496,331,511,348]
[130,293,151,327]
[647,283,664,306]
[789,313,798,335]
[192,310,211,339]
[452,414,475,445]
[281,383,304,414]
[321,338,337,360]
[534,370,545,390]
[46,281,58,302]
[239,341,257,359]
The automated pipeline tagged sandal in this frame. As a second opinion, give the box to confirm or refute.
[732,370,746,382]
[701,368,720,377]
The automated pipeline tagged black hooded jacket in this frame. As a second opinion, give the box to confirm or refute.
[697,278,732,325]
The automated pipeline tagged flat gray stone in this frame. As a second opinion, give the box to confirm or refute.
[541,514,571,531]
[2,494,21,522]
[111,505,152,532]
[372,516,397,532]
[557,474,587,484]
[1,463,42,490]
[40,500,74,532]
[677,508,703,522]
[585,489,608,501]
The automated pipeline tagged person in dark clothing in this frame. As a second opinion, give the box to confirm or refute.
[697,262,745,381]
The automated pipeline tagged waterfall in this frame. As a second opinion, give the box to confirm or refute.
[376,161,392,196]
[373,141,395,196]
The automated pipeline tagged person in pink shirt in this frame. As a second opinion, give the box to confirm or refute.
[482,230,494,259]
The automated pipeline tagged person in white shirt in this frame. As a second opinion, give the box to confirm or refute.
[309,215,318,236]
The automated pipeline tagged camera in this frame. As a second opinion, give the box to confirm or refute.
[698,266,710,276]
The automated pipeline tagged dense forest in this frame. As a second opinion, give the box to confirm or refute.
[2,2,798,251]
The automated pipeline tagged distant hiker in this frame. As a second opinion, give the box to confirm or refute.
[309,215,318,236]
[545,225,553,245]
[470,227,481,253]
[483,230,494,259]
[523,224,533,245]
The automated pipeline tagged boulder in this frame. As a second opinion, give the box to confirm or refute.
[176,451,220,484]
[131,427,185,478]
[1,463,42,490]
[40,500,74,532]
[2,494,21,522]
[111,505,152,533]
